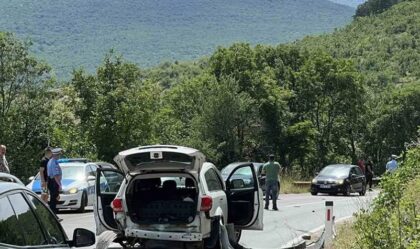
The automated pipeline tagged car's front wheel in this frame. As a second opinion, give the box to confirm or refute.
[77,191,87,213]
[359,185,366,196]
[343,185,351,196]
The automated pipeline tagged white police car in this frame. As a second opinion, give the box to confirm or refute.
[27,159,114,212]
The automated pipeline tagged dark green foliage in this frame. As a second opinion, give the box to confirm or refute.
[355,0,403,17]
[0,32,52,180]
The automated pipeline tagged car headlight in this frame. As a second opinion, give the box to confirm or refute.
[312,179,317,184]
[336,179,344,185]
[68,188,78,194]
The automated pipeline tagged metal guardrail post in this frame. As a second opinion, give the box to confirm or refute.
[324,201,334,246]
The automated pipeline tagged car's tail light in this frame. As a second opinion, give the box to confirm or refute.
[111,198,124,213]
[200,196,213,212]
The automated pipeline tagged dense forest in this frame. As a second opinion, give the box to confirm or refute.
[0,0,356,78]
[0,0,419,181]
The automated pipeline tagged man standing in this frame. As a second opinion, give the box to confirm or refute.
[47,148,63,214]
[385,155,398,173]
[365,157,374,191]
[262,154,282,211]
[0,145,10,173]
[40,147,52,202]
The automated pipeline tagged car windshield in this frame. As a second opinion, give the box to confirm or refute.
[319,166,350,178]
[61,166,85,180]
[36,165,85,180]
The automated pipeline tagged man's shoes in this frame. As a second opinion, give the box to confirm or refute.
[264,206,269,210]
[369,188,373,191]
[273,207,278,211]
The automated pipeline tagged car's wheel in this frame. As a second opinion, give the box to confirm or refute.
[311,192,318,195]
[233,229,242,243]
[343,185,351,196]
[359,185,366,196]
[77,191,87,213]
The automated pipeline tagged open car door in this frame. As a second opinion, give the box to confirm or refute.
[223,163,263,230]
[94,168,125,235]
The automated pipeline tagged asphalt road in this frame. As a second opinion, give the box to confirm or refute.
[60,190,378,249]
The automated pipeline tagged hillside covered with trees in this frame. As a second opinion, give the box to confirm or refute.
[0,0,357,78]
[1,0,419,181]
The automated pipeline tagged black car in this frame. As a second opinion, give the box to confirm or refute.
[311,164,366,196]
[0,175,95,248]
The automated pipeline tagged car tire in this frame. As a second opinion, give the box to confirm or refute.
[233,229,242,243]
[77,191,87,213]
[343,185,351,196]
[311,192,317,196]
[359,185,366,196]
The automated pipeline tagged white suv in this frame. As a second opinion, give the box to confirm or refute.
[94,145,263,248]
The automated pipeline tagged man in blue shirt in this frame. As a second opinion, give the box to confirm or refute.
[47,148,63,214]
[385,155,398,173]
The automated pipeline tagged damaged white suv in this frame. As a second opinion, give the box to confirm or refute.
[94,145,263,248]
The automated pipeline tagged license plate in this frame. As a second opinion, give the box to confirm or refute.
[320,184,331,189]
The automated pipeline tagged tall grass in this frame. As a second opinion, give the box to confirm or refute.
[280,175,310,194]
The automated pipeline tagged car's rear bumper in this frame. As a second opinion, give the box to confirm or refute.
[125,228,203,242]
[311,184,345,193]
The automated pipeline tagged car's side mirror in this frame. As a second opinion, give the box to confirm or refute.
[87,175,96,181]
[230,179,245,189]
[28,176,34,181]
[72,228,95,247]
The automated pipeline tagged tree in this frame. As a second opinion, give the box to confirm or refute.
[0,32,52,179]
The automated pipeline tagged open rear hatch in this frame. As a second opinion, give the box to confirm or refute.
[113,145,206,174]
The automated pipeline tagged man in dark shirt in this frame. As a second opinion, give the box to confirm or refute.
[365,157,374,191]
[40,147,52,202]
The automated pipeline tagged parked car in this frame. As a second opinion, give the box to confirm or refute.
[310,164,366,196]
[27,158,116,212]
[0,178,95,248]
[94,145,263,249]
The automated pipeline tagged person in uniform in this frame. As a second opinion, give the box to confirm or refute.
[47,148,63,214]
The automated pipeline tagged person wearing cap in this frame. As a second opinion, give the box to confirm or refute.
[47,148,63,213]
[261,154,282,211]
[0,145,9,173]
[40,147,52,203]
[385,155,398,173]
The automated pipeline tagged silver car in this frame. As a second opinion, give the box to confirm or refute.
[94,145,263,248]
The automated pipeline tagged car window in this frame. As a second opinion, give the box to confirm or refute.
[228,166,254,189]
[0,196,25,246]
[26,193,67,245]
[99,170,124,193]
[354,167,363,176]
[205,169,223,192]
[89,165,97,176]
[7,193,46,246]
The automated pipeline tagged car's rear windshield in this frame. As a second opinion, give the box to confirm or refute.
[126,152,193,167]
[319,166,350,178]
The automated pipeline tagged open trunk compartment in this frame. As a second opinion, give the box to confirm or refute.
[126,175,198,225]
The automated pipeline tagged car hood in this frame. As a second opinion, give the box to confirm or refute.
[113,145,205,175]
[28,179,83,192]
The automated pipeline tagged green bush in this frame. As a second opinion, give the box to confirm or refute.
[354,144,420,249]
